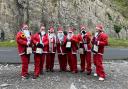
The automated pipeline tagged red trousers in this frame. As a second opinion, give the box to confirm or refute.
[67,52,77,72]
[20,54,30,76]
[93,54,106,78]
[46,53,55,70]
[58,54,67,71]
[34,53,45,76]
[80,52,92,72]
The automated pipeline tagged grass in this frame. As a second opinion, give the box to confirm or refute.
[109,38,128,48]
[0,40,17,47]
[0,38,128,48]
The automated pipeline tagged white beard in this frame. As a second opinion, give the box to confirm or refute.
[23,30,30,38]
[41,31,45,36]
[95,32,99,37]
[57,33,64,41]
[67,33,73,40]
[49,33,55,38]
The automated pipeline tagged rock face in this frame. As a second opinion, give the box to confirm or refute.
[0,0,127,40]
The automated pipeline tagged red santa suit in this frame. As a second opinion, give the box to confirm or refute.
[32,29,48,77]
[46,27,56,72]
[77,25,92,74]
[16,24,32,77]
[66,28,78,73]
[92,24,108,79]
[57,26,67,71]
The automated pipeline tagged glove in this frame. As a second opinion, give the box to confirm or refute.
[94,41,98,45]
[79,43,83,48]
[66,39,70,42]
[37,43,44,48]
[81,30,86,35]
[27,41,30,46]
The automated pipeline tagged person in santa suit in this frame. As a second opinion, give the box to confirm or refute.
[16,23,32,80]
[56,26,67,72]
[77,25,92,75]
[46,27,56,72]
[32,24,49,79]
[66,27,78,73]
[92,24,108,81]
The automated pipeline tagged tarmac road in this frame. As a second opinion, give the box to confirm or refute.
[0,47,128,63]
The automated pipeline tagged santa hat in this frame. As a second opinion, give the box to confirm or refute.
[80,25,86,30]
[96,24,104,31]
[49,27,55,33]
[57,26,63,32]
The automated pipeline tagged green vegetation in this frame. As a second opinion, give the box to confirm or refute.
[0,41,17,47]
[109,38,128,48]
[112,0,128,19]
[106,12,113,21]
[0,38,128,48]
[114,24,122,38]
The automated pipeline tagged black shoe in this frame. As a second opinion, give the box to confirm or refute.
[33,75,39,79]
[62,69,67,72]
[40,71,44,75]
[80,70,85,73]
[50,69,54,72]
[46,69,49,72]
[59,69,62,72]
[87,71,91,75]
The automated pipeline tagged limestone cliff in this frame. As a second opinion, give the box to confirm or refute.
[0,0,128,39]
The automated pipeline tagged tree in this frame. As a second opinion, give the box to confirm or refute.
[114,24,122,39]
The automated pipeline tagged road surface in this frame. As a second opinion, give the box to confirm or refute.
[0,47,128,63]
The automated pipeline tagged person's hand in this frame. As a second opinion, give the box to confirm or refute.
[37,43,44,48]
[27,41,30,46]
[94,41,98,45]
[66,39,70,42]
[81,30,86,35]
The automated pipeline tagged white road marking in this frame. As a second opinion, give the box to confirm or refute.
[0,49,13,52]
[0,49,17,52]
[119,49,128,51]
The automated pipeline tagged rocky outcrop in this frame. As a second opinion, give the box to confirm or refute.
[0,0,127,40]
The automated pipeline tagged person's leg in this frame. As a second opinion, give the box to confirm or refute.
[62,54,67,71]
[85,52,92,74]
[71,54,78,73]
[45,53,50,71]
[20,54,30,77]
[95,54,106,78]
[67,52,73,72]
[58,54,63,71]
[50,53,55,71]
[34,54,41,77]
[40,54,45,74]
[80,54,86,72]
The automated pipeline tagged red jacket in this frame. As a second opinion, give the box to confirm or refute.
[77,32,92,52]
[56,36,67,54]
[92,32,108,54]
[66,35,78,54]
[32,32,49,53]
[16,31,32,55]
